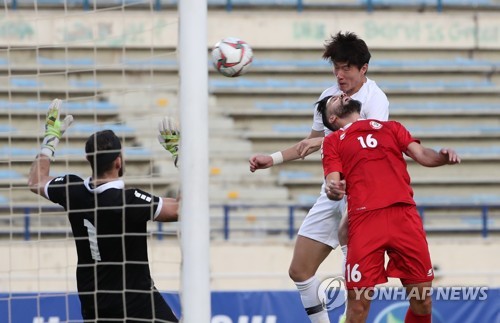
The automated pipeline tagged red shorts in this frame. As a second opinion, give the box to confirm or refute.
[345,203,434,289]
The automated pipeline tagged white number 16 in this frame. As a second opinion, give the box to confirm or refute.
[357,134,378,148]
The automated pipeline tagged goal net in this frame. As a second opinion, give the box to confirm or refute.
[0,1,184,322]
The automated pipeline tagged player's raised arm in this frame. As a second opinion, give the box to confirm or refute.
[158,116,180,168]
[406,142,461,167]
[249,129,324,172]
[155,116,181,222]
[28,99,74,198]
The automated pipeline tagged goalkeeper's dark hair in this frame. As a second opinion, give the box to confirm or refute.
[322,31,371,71]
[85,130,122,177]
[316,95,362,132]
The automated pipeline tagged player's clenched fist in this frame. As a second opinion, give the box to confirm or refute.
[249,154,273,172]
[39,99,74,160]
[325,179,346,201]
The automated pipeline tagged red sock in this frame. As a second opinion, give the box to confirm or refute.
[405,308,431,323]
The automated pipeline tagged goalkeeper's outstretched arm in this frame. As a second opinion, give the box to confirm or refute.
[28,99,73,198]
[154,116,181,222]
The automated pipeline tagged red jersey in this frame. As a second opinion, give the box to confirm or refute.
[322,119,419,214]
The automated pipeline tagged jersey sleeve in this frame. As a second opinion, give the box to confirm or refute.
[322,134,342,177]
[45,174,82,208]
[126,189,162,222]
[360,84,389,121]
[312,106,325,132]
[313,86,341,132]
[391,121,420,152]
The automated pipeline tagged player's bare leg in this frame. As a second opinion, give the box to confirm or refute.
[289,235,333,323]
[404,282,432,323]
[337,211,349,323]
[346,288,372,323]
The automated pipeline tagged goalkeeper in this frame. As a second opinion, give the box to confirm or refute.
[28,99,181,322]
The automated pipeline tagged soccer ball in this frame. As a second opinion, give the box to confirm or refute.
[211,37,253,77]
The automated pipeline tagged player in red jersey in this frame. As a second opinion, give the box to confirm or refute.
[318,94,460,323]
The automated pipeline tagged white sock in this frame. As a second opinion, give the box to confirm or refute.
[295,276,331,323]
[340,245,348,317]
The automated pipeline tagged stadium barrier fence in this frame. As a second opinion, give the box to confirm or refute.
[4,203,499,241]
[7,0,497,13]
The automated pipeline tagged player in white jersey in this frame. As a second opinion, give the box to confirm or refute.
[249,31,389,323]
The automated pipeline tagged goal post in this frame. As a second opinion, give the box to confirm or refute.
[178,0,211,322]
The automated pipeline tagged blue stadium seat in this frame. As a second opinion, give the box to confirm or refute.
[415,194,500,205]
[0,146,151,157]
[371,57,496,68]
[279,170,313,180]
[67,123,134,134]
[37,56,95,66]
[68,79,101,88]
[0,100,117,111]
[0,170,23,179]
[360,0,493,5]
[407,124,500,136]
[272,124,311,133]
[391,102,499,112]
[0,124,16,132]
[121,58,177,66]
[10,78,43,88]
[254,101,311,111]
[210,79,495,90]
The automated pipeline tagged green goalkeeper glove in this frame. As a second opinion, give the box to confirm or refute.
[39,99,74,160]
[158,116,180,168]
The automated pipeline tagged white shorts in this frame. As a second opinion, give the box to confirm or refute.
[297,181,347,249]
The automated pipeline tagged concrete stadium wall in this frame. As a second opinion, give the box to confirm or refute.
[1,237,499,292]
[1,10,500,49]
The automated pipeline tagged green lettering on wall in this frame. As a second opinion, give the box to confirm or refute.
[293,21,326,41]
[0,20,34,40]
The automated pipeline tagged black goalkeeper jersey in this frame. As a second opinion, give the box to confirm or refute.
[46,175,177,321]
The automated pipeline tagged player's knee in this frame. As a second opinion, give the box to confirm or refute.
[409,295,432,315]
[338,223,348,245]
[347,299,369,321]
[288,265,310,282]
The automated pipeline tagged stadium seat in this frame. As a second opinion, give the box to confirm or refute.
[10,78,43,88]
[0,170,23,179]
[254,101,311,111]
[0,100,117,111]
[121,58,177,66]
[279,170,314,180]
[272,124,311,133]
[37,56,95,66]
[68,79,101,88]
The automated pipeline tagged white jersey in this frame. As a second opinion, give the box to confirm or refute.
[312,78,389,135]
[298,77,389,248]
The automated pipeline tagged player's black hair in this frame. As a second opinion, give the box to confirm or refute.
[85,130,122,177]
[322,31,371,70]
[338,98,362,118]
[316,95,363,131]
[316,95,337,133]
